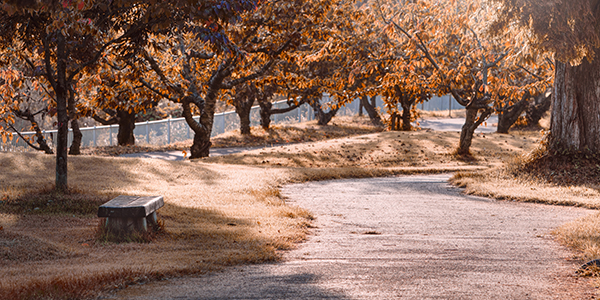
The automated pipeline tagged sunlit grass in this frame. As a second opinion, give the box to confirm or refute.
[0,153,311,299]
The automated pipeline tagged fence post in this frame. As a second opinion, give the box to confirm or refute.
[109,125,113,146]
[167,118,171,145]
[146,121,149,144]
[448,94,452,117]
[93,125,97,147]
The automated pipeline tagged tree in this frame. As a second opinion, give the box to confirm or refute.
[137,29,286,158]
[524,93,551,128]
[495,61,552,134]
[137,0,355,157]
[0,51,54,154]
[0,0,258,190]
[255,85,308,130]
[0,1,117,190]
[352,2,433,130]
[253,0,376,127]
[375,0,545,155]
[491,0,600,153]
[82,57,163,146]
[227,82,258,135]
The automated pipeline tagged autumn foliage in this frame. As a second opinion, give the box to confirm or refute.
[0,0,572,187]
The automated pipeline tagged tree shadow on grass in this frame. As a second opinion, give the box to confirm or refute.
[0,151,315,299]
[0,199,314,300]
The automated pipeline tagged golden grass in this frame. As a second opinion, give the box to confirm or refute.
[553,213,600,261]
[0,114,575,299]
[80,116,383,157]
[448,146,600,273]
[450,167,600,209]
[204,129,541,169]
[0,152,311,299]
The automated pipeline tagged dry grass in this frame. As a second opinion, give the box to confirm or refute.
[203,128,541,170]
[81,116,383,157]
[449,143,600,276]
[0,153,312,299]
[0,113,579,299]
[552,213,600,289]
[553,214,600,262]
[450,167,600,209]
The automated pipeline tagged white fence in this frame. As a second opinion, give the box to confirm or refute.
[1,95,459,151]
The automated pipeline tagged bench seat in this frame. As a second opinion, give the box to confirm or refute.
[98,195,164,233]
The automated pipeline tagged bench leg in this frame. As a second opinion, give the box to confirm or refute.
[146,211,158,227]
[106,217,148,233]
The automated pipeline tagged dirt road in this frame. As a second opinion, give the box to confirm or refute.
[108,174,595,299]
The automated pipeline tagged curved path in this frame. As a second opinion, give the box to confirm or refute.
[109,174,594,299]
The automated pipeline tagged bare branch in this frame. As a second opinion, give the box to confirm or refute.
[516,64,544,81]
[139,78,177,101]
[8,123,43,151]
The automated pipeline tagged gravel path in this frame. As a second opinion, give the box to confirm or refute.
[107,174,594,299]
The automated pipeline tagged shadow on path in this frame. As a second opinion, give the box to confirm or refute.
[109,174,594,299]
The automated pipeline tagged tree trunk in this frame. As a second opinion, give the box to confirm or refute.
[551,60,600,152]
[401,104,412,131]
[395,86,417,131]
[399,94,415,131]
[497,95,529,134]
[68,118,82,155]
[358,98,364,117]
[67,79,81,155]
[525,94,551,127]
[190,130,212,158]
[259,100,272,130]
[360,95,383,126]
[312,99,339,126]
[457,107,493,156]
[182,94,215,159]
[234,95,255,135]
[55,34,68,192]
[117,110,136,146]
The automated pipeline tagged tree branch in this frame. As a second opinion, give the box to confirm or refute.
[222,36,295,89]
[139,78,177,101]
[142,49,184,95]
[93,115,118,125]
[8,123,43,151]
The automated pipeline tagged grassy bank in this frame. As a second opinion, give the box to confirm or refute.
[5,114,591,299]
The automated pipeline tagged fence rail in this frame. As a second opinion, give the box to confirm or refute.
[1,95,459,152]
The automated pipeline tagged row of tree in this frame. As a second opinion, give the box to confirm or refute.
[0,0,598,192]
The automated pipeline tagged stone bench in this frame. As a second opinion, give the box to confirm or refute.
[97,195,164,233]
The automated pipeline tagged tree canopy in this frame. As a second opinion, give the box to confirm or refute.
[0,0,260,190]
